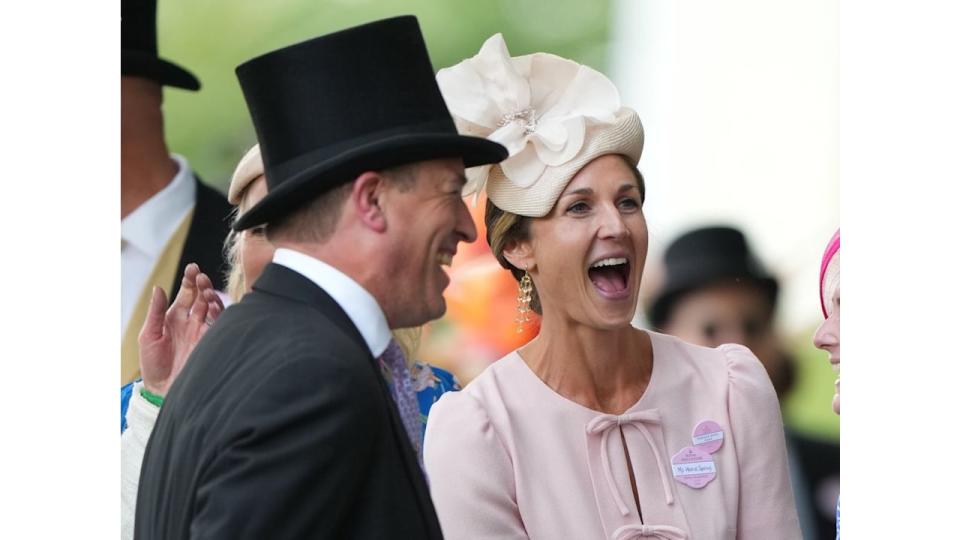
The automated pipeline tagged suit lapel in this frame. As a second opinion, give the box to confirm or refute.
[172,177,232,297]
[252,263,441,536]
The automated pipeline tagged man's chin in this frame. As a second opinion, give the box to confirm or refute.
[400,297,446,328]
[425,297,447,323]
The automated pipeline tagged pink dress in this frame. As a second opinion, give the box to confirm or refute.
[423,332,801,540]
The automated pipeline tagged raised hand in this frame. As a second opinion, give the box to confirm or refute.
[137,263,225,397]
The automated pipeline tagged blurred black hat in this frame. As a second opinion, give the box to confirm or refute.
[648,226,779,327]
[121,0,200,90]
[232,15,507,231]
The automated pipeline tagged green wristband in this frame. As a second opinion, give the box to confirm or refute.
[140,387,165,408]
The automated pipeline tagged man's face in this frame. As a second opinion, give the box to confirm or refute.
[381,158,477,328]
[663,282,777,362]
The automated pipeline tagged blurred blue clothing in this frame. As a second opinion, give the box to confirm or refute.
[120,363,461,441]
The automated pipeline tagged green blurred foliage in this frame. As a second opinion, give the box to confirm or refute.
[156,0,612,192]
[783,325,840,441]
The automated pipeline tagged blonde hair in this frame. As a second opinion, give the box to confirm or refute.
[392,327,422,369]
[222,176,264,303]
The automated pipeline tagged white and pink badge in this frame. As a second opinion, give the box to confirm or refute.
[671,420,724,489]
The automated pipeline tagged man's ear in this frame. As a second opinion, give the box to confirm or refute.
[502,238,536,273]
[351,171,388,233]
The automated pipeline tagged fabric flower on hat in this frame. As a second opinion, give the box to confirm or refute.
[438,33,624,197]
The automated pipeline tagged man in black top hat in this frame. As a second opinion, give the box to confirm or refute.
[648,225,841,540]
[120,0,231,387]
[135,16,507,540]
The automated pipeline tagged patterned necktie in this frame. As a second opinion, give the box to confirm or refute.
[378,339,423,469]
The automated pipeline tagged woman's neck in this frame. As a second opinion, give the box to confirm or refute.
[519,313,653,415]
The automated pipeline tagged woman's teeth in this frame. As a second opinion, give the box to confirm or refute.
[590,257,627,268]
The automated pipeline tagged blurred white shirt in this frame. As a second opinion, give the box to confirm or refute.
[121,154,196,334]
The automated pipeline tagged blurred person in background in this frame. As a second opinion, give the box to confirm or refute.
[648,225,840,539]
[121,145,463,540]
[120,0,232,397]
[424,34,800,539]
[813,229,840,538]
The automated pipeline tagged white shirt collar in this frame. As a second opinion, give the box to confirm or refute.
[271,248,392,358]
[121,154,196,257]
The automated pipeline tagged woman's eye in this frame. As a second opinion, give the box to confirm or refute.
[250,226,267,237]
[568,201,590,214]
[618,198,640,210]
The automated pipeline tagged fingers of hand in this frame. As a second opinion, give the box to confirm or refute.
[172,263,201,311]
[188,281,210,325]
[138,286,169,343]
[196,271,214,293]
[204,289,224,325]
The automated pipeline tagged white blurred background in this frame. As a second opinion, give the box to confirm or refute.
[609,0,839,335]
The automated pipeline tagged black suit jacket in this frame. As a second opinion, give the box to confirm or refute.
[135,263,443,540]
[172,177,232,296]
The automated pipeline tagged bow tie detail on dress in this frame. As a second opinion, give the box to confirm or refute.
[585,410,675,516]
[611,523,688,540]
[378,339,423,469]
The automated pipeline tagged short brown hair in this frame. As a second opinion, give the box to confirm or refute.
[266,164,418,244]
[484,155,645,315]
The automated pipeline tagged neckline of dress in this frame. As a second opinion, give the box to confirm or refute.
[508,329,663,417]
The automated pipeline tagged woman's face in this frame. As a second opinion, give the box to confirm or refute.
[239,175,275,292]
[814,282,841,415]
[520,154,647,329]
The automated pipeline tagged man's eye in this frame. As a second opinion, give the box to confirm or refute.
[701,323,718,340]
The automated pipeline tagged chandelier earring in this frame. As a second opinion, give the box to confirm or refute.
[515,268,533,333]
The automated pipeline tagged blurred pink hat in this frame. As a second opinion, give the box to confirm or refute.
[819,229,840,318]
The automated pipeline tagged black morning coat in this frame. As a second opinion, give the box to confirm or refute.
[134,263,444,539]
[172,178,232,296]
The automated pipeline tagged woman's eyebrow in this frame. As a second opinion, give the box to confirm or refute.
[561,187,593,198]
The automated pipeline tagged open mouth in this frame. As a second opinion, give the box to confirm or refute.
[588,257,631,296]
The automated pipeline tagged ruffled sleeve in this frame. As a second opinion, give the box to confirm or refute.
[720,344,802,540]
[424,391,528,540]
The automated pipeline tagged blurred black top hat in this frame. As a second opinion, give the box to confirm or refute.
[121,0,200,91]
[648,226,779,328]
[232,15,508,231]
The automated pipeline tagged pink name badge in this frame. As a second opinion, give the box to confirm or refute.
[671,446,716,489]
[692,420,724,454]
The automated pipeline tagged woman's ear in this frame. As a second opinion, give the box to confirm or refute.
[351,171,387,233]
[502,238,536,273]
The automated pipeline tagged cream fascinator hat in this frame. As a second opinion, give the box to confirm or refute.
[228,145,264,205]
[437,34,644,217]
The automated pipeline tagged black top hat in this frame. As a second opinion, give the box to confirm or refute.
[121,0,200,90]
[232,16,508,231]
[648,226,779,328]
